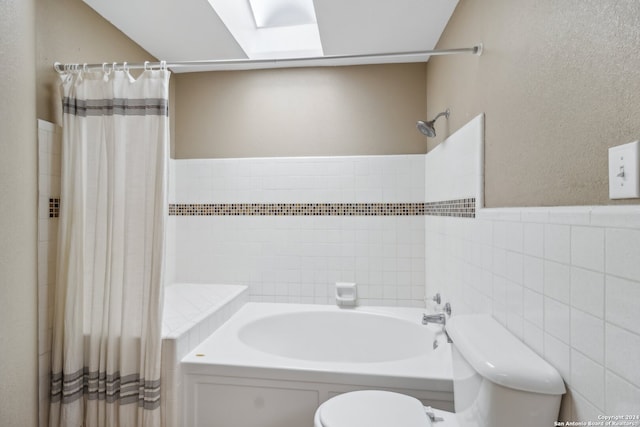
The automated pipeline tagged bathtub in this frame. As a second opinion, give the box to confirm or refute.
[182,302,453,427]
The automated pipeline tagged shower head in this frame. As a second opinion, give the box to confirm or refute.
[417,108,450,137]
[416,120,436,138]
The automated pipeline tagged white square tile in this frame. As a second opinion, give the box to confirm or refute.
[571,226,604,272]
[544,333,571,382]
[523,222,544,257]
[571,349,605,410]
[506,280,524,318]
[605,372,640,414]
[520,207,549,224]
[548,207,591,226]
[606,228,640,282]
[545,224,571,264]
[591,206,640,230]
[606,323,640,388]
[474,219,493,247]
[606,275,640,335]
[571,308,604,364]
[506,313,524,340]
[492,221,508,250]
[571,267,604,318]
[523,255,544,293]
[505,251,523,285]
[492,275,508,308]
[544,260,571,304]
[504,221,523,253]
[523,320,544,356]
[524,289,544,328]
[544,297,571,344]
[493,248,507,279]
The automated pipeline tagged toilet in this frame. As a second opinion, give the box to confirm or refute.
[314,314,566,427]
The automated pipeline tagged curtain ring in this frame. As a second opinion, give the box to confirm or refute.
[102,63,108,73]
[83,63,88,72]
[143,61,150,71]
[160,60,167,71]
[112,62,117,72]
[123,62,128,72]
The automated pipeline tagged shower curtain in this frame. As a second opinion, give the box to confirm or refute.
[50,66,170,427]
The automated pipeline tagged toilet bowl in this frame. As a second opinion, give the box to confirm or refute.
[313,314,565,427]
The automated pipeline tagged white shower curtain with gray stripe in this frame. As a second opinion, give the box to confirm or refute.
[50,67,170,427]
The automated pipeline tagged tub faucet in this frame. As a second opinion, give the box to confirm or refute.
[422,303,452,343]
[422,312,446,325]
[422,302,451,325]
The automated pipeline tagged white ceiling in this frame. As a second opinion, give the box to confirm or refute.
[82,0,459,72]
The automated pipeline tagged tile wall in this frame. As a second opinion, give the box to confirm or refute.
[169,156,428,306]
[424,114,484,208]
[422,113,640,419]
[424,207,640,419]
[37,119,61,427]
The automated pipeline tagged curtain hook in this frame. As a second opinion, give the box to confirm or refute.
[112,62,117,72]
[102,63,108,73]
[160,60,167,71]
[123,62,128,72]
[83,63,88,72]
[144,61,150,71]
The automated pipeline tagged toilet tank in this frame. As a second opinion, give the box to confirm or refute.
[446,315,566,427]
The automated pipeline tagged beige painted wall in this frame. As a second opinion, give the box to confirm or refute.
[36,0,154,122]
[174,63,428,158]
[427,0,640,207]
[0,0,38,425]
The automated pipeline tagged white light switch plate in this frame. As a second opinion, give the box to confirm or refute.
[609,141,640,199]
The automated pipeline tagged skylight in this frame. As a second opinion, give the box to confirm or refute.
[208,0,323,59]
[248,0,317,28]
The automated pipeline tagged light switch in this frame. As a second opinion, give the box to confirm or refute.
[609,141,640,199]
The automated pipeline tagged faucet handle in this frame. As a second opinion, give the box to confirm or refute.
[443,302,451,316]
[432,293,441,305]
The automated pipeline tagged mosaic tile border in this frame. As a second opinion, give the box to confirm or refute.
[425,198,476,218]
[48,198,475,218]
[49,198,60,218]
[169,198,475,218]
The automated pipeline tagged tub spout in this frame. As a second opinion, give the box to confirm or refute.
[422,301,451,325]
[422,303,452,343]
[422,313,446,325]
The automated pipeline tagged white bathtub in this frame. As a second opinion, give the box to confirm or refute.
[182,302,453,427]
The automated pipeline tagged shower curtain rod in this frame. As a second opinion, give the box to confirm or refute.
[54,45,482,73]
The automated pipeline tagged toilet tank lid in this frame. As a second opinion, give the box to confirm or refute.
[446,314,566,395]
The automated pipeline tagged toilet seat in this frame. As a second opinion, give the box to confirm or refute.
[315,390,433,427]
